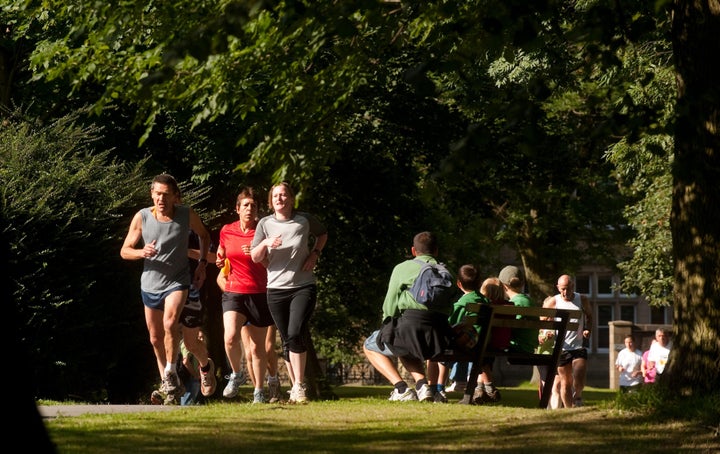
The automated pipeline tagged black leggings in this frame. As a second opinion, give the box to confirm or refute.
[267,284,317,355]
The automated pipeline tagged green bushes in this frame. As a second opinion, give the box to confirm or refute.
[2,111,152,401]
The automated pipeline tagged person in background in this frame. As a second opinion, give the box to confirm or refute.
[542,274,593,408]
[433,264,485,403]
[615,334,643,393]
[498,266,538,354]
[362,231,453,403]
[216,187,278,404]
[178,333,202,405]
[251,182,328,404]
[472,276,513,404]
[647,328,671,378]
[120,173,211,405]
[641,339,657,385]
[241,324,282,402]
[182,233,218,400]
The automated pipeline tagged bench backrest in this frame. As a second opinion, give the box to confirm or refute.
[455,303,581,334]
[445,302,582,408]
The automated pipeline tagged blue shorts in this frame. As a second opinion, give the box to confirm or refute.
[141,285,188,310]
[363,330,395,357]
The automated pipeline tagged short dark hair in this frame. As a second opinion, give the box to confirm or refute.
[151,174,180,195]
[457,264,480,291]
[236,186,260,207]
[413,231,438,255]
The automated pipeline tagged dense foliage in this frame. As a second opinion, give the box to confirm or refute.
[1,110,153,401]
[2,0,718,400]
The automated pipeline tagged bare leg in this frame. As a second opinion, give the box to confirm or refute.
[437,362,449,388]
[182,326,209,368]
[363,346,404,384]
[398,356,427,383]
[247,325,269,389]
[289,351,307,385]
[266,326,279,377]
[572,357,587,403]
[145,306,167,380]
[162,289,187,372]
[241,325,255,386]
[550,375,563,409]
[426,360,440,386]
[557,363,574,408]
[223,311,246,375]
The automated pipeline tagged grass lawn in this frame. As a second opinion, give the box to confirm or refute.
[43,383,718,453]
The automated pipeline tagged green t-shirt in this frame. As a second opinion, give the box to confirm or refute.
[509,293,539,353]
[448,290,488,333]
[381,254,443,320]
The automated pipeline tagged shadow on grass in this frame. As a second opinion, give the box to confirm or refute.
[45,384,719,453]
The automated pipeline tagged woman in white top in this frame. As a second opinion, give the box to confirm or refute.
[251,182,328,403]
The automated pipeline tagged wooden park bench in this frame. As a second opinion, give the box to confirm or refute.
[435,303,582,408]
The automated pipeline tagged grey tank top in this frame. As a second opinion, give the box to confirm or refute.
[140,205,191,293]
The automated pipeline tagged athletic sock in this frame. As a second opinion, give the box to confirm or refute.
[415,378,428,391]
[394,381,409,393]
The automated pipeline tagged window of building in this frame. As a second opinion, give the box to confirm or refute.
[619,304,636,323]
[651,305,670,324]
[596,304,614,351]
[575,275,591,295]
[597,276,614,298]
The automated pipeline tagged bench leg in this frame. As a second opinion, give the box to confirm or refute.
[459,361,482,405]
[538,365,556,409]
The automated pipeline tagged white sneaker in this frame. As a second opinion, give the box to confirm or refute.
[289,383,308,404]
[418,384,434,402]
[223,372,244,398]
[388,388,418,401]
[445,381,466,393]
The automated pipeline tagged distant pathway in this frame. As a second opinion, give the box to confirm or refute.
[38,404,181,418]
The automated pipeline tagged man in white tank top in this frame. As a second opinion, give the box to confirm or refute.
[542,274,593,408]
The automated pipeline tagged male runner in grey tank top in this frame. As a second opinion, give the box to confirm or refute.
[121,174,211,404]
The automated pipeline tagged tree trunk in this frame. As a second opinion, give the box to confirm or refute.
[668,0,720,394]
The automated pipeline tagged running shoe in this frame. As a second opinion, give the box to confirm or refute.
[389,388,418,401]
[267,376,281,403]
[223,372,244,398]
[484,387,501,403]
[253,389,266,404]
[289,382,308,404]
[418,384,434,402]
[199,358,217,396]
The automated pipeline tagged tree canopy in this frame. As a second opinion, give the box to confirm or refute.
[2,0,718,400]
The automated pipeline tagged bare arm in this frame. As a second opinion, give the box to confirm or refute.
[188,209,210,288]
[216,270,227,292]
[120,211,152,260]
[189,248,217,262]
[251,236,281,264]
[302,232,329,271]
[581,295,592,338]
